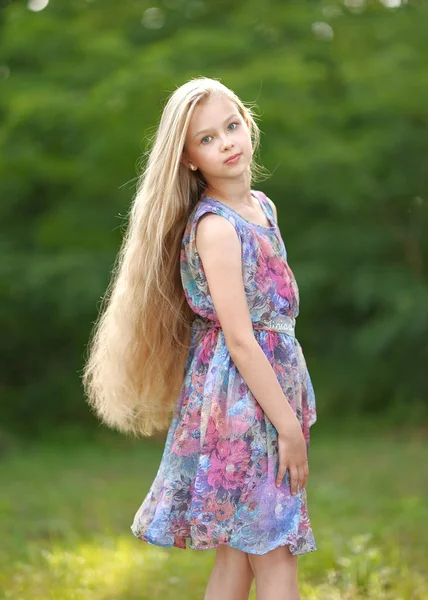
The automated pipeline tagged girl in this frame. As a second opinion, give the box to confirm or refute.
[83,77,317,600]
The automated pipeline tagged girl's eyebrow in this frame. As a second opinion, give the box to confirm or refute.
[193,113,239,139]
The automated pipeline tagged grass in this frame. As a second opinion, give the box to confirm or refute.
[0,419,427,599]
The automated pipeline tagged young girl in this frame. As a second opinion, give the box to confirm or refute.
[83,77,317,600]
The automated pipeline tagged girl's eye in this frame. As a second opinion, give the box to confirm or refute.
[228,122,239,130]
[201,135,212,144]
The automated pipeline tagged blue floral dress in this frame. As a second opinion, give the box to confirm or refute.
[131,190,317,555]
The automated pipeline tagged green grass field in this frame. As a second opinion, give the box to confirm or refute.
[0,420,427,599]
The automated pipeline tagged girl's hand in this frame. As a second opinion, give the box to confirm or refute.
[276,422,309,494]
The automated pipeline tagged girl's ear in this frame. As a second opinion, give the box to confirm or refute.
[181,153,190,168]
[181,152,197,171]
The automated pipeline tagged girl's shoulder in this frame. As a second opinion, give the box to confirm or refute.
[189,195,242,231]
[184,189,277,245]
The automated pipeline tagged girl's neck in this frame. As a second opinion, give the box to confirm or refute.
[203,177,253,209]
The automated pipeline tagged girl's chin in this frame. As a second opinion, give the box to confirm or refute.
[203,162,250,180]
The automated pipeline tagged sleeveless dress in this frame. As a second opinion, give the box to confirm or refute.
[131,190,317,556]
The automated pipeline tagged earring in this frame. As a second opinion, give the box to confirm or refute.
[189,164,196,171]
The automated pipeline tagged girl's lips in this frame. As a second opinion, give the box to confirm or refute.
[224,153,242,165]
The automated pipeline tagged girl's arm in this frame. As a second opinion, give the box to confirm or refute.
[195,212,298,436]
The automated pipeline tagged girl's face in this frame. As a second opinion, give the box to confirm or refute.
[183,94,253,185]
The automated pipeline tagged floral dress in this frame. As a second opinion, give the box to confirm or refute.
[131,190,317,555]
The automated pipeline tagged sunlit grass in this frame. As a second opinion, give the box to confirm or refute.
[0,420,427,599]
[2,536,213,599]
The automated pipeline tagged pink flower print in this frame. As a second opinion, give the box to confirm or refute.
[257,235,293,303]
[254,399,264,422]
[200,512,215,525]
[227,398,254,437]
[216,502,235,522]
[199,337,214,365]
[171,513,190,537]
[211,399,227,436]
[205,495,219,513]
[171,404,201,456]
[238,381,248,396]
[268,256,292,301]
[258,235,275,258]
[254,259,271,293]
[204,495,233,522]
[242,453,267,497]
[267,330,279,354]
[207,439,251,491]
[203,416,219,453]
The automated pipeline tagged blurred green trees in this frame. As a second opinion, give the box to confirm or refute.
[1,0,427,435]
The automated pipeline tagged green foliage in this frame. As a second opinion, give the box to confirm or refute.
[0,0,427,433]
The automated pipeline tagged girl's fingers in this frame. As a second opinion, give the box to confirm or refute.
[276,462,309,492]
[297,465,307,491]
[276,464,287,487]
[289,466,299,495]
[302,461,309,489]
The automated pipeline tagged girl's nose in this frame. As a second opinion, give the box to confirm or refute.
[221,137,234,151]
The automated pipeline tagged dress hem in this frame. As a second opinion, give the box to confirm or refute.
[130,525,317,557]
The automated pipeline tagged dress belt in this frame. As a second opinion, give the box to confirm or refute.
[191,314,296,338]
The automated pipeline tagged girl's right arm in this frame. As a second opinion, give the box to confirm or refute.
[196,213,309,494]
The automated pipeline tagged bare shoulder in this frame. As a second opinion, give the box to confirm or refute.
[195,212,239,252]
[195,211,241,284]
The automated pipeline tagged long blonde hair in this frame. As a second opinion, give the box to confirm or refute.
[83,77,263,437]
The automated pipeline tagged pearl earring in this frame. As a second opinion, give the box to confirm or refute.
[190,164,196,171]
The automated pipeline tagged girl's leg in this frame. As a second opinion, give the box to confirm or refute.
[204,545,255,600]
[247,545,300,600]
